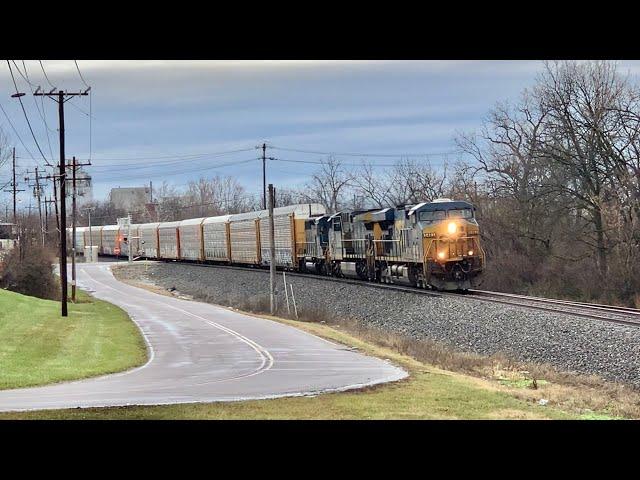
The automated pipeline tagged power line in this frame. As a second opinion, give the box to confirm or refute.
[269,156,451,168]
[39,61,56,89]
[71,60,92,161]
[66,99,91,116]
[88,150,260,170]
[17,61,56,162]
[74,60,90,88]
[94,157,260,182]
[6,61,51,167]
[269,144,464,158]
[11,60,37,88]
[45,147,256,163]
[0,102,36,163]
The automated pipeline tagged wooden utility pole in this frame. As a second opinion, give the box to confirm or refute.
[34,87,90,317]
[12,148,17,224]
[58,91,68,316]
[85,207,94,262]
[262,144,267,210]
[268,183,276,314]
[128,213,133,264]
[24,167,50,246]
[12,148,16,223]
[71,157,77,302]
[3,148,24,224]
[68,156,91,303]
[44,195,49,233]
[34,167,44,246]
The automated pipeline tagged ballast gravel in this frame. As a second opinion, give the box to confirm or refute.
[114,261,640,387]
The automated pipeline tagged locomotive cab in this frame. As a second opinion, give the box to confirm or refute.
[411,199,485,291]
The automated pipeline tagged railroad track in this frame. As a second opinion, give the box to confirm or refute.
[465,289,640,328]
[123,259,640,328]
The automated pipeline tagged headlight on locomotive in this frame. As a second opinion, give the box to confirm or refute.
[447,221,457,235]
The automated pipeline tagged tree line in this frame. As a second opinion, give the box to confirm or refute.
[292,61,640,306]
[10,60,639,306]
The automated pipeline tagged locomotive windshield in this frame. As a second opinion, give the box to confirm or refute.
[447,208,473,219]
[418,211,446,222]
[418,208,473,222]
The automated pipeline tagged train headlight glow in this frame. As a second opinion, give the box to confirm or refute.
[437,251,446,260]
[468,250,474,256]
[447,222,457,234]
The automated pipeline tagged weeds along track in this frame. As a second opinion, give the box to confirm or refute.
[131,260,640,328]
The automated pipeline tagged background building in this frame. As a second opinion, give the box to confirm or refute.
[109,186,152,212]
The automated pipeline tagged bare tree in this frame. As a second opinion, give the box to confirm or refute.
[535,60,635,277]
[302,156,352,213]
[351,161,394,208]
[154,181,184,221]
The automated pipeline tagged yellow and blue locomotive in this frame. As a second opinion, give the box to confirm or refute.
[301,198,485,291]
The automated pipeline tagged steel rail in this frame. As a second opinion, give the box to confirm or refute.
[121,259,640,328]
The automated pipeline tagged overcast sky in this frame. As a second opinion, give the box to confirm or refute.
[2,60,640,207]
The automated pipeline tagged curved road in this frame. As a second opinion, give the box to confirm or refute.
[0,263,406,412]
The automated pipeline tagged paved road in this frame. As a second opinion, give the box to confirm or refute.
[0,263,406,412]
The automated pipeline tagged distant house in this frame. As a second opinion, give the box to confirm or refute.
[109,186,151,212]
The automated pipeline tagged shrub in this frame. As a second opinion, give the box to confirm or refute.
[0,243,58,300]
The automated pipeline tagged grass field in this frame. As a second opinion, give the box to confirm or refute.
[0,308,618,419]
[0,288,148,390]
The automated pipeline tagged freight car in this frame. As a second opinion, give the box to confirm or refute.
[68,198,484,291]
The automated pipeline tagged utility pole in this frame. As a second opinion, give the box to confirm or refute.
[67,156,91,303]
[71,157,77,302]
[12,148,17,224]
[268,183,276,315]
[35,167,44,246]
[34,87,90,317]
[52,177,59,233]
[3,148,24,225]
[44,195,49,234]
[128,213,133,264]
[262,143,267,210]
[24,167,49,246]
[85,207,94,261]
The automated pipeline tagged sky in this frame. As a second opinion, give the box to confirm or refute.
[2,60,640,210]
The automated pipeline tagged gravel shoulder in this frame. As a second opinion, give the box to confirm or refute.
[113,261,640,388]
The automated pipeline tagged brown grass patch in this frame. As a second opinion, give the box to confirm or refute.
[111,262,640,419]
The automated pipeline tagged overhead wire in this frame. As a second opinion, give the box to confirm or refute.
[39,61,56,89]
[94,157,260,182]
[88,149,259,169]
[11,60,37,89]
[19,60,56,162]
[72,60,92,161]
[268,156,451,168]
[5,61,51,167]
[52,147,257,163]
[74,60,90,88]
[269,144,464,158]
[0,102,36,163]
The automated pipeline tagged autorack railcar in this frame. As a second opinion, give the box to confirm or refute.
[69,199,484,291]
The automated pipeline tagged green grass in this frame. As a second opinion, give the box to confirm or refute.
[0,370,580,420]
[497,378,549,389]
[0,311,610,420]
[0,288,148,390]
[0,288,622,419]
